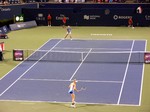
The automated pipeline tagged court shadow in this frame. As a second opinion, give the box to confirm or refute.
[2,58,18,66]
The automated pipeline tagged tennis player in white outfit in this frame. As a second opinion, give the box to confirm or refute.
[64,26,72,40]
[68,79,79,108]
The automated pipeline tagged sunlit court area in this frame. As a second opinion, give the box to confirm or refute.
[0,1,150,112]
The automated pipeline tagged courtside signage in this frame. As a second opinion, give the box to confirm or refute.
[15,14,24,22]
[144,52,150,63]
[13,49,24,61]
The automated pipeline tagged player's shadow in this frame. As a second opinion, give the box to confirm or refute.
[48,102,104,108]
[75,104,105,108]
[48,102,70,108]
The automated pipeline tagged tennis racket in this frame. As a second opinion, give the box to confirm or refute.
[78,87,87,92]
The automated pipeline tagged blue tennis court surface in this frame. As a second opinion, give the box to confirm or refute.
[0,39,146,106]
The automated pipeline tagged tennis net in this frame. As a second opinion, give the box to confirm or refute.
[15,49,146,63]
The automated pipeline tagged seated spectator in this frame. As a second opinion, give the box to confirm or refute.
[93,0,97,3]
[109,0,113,2]
[2,0,9,5]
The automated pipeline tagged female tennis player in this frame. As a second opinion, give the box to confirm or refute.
[68,79,79,108]
[64,25,72,40]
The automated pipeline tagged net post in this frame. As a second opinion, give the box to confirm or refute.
[81,52,83,61]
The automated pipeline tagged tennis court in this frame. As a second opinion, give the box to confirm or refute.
[0,39,146,106]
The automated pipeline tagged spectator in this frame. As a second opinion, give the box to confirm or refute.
[2,0,9,5]
[93,0,97,2]
[109,0,113,3]
[136,6,143,26]
[137,6,143,14]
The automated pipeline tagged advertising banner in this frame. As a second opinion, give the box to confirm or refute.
[0,4,37,20]
[9,20,37,31]
[22,7,150,26]
[144,52,150,64]
[14,14,24,22]
[22,8,76,26]
[13,49,24,61]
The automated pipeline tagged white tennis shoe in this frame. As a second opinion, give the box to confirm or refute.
[70,104,76,108]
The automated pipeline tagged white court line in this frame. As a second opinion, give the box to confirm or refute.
[139,40,147,106]
[0,39,52,81]
[54,47,131,51]
[77,80,122,83]
[65,38,146,41]
[20,78,122,84]
[69,48,92,81]
[0,39,62,96]
[0,99,140,107]
[20,78,70,82]
[117,40,135,105]
[90,33,112,36]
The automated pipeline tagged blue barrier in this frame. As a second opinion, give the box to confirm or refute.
[0,26,10,34]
